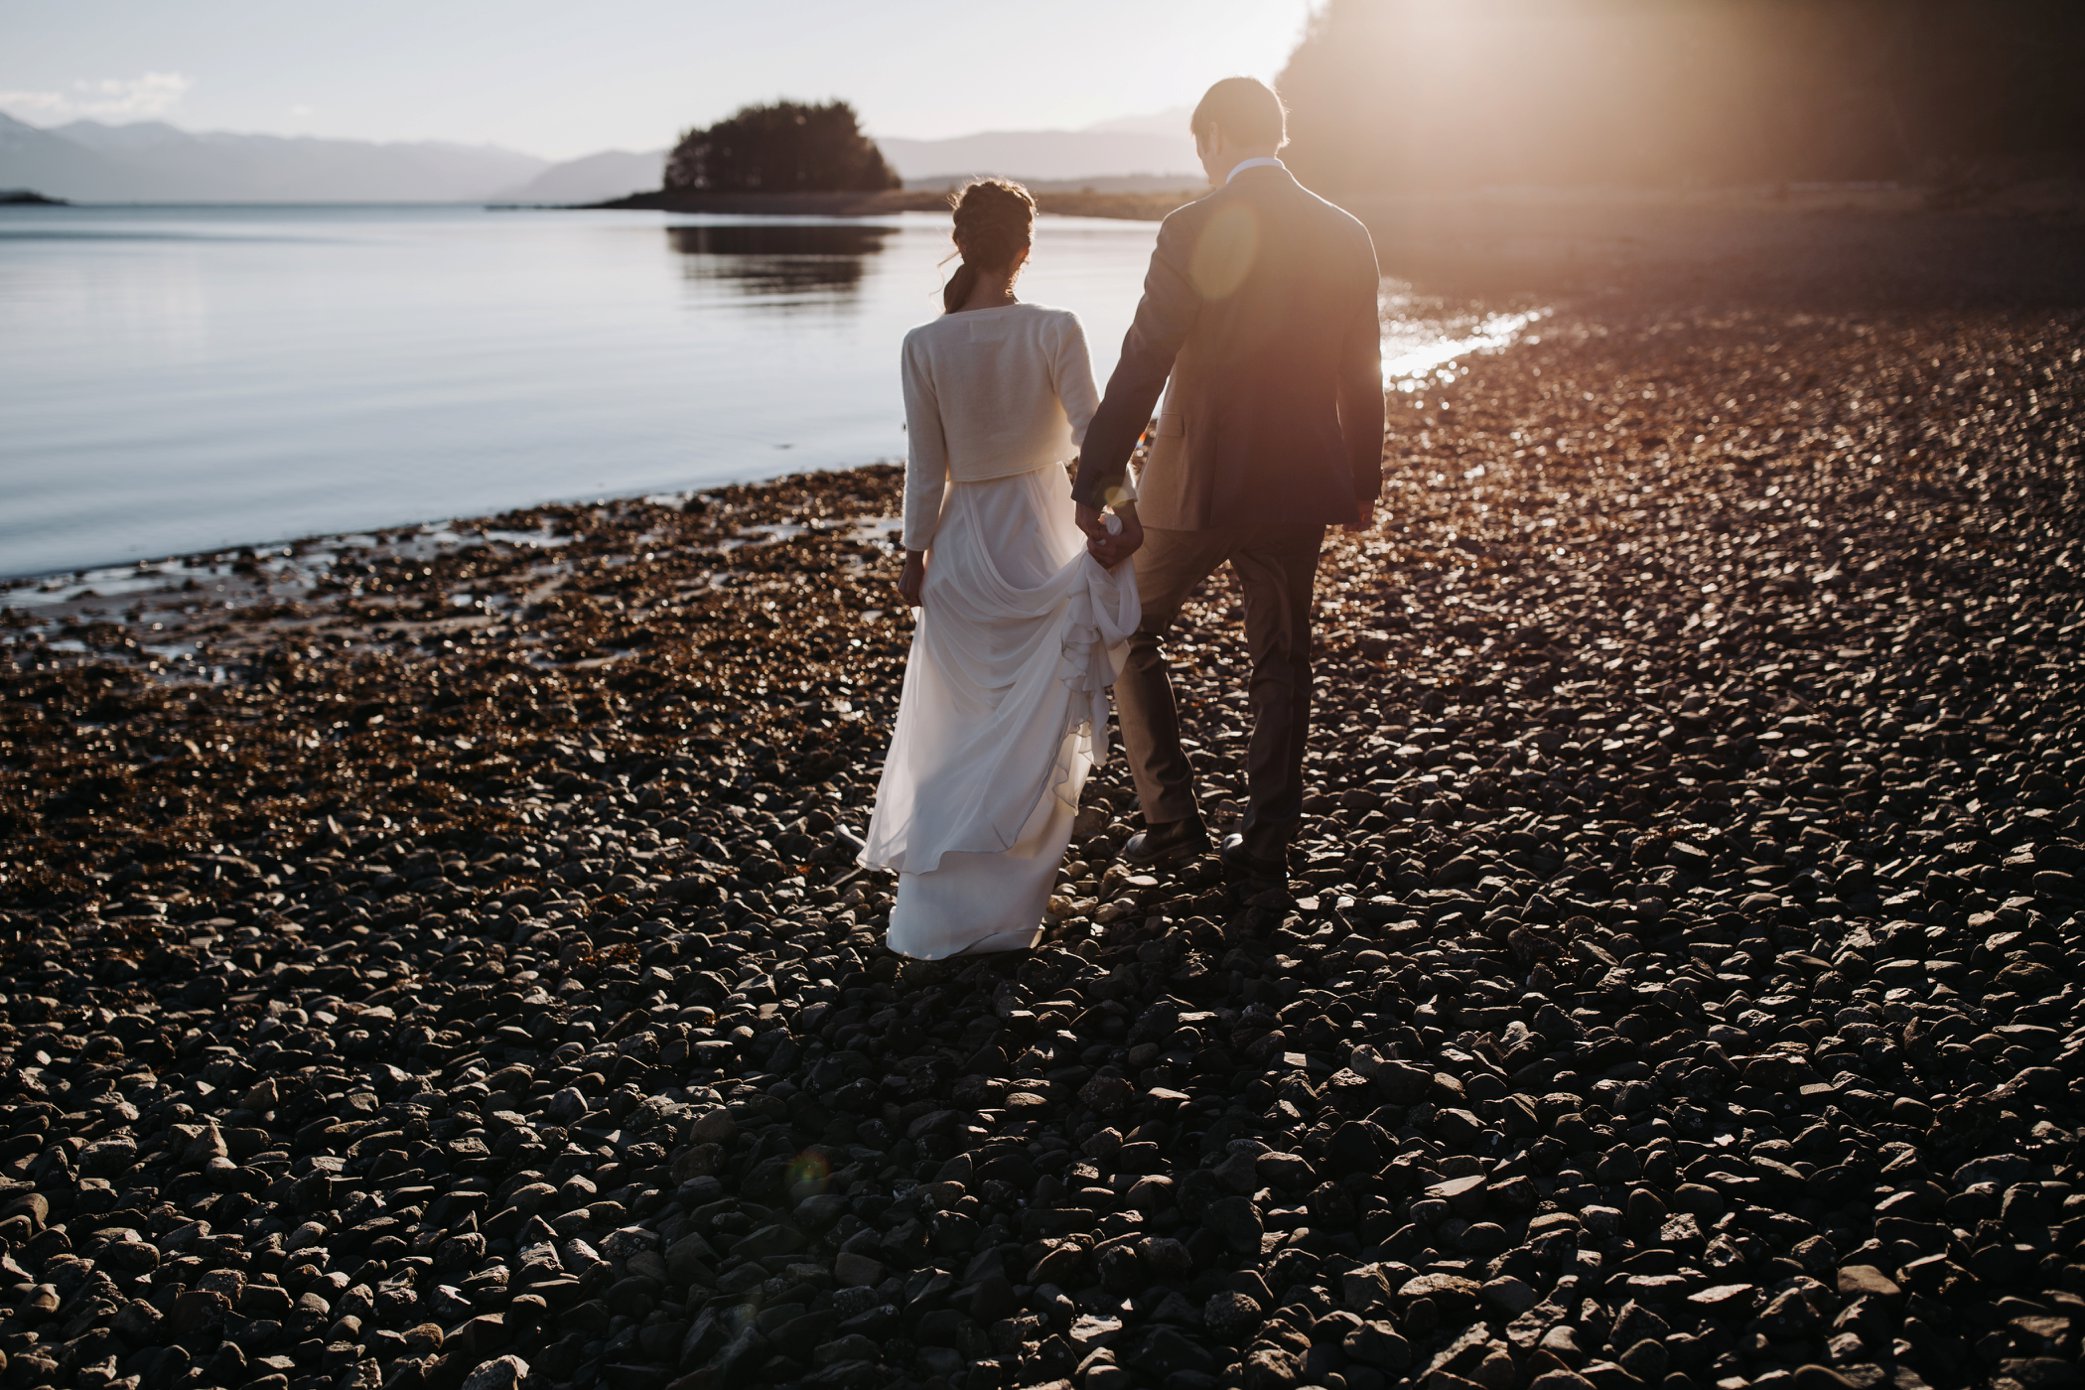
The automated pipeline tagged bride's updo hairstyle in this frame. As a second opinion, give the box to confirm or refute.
[943,177,1036,314]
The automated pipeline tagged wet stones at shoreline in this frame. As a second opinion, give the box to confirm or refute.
[1,301,2083,1390]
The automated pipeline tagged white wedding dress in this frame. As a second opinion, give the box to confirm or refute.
[860,303,1140,959]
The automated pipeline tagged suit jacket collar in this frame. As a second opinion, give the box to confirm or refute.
[1226,156,1289,184]
[1220,166,1300,206]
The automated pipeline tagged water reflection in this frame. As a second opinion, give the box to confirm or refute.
[665,222,897,306]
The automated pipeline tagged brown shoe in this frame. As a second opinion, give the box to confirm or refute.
[1120,818,1211,868]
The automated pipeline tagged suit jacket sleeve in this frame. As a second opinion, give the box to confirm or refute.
[899,334,949,551]
[1053,313,1135,501]
[1072,212,1199,507]
[1337,230,1386,505]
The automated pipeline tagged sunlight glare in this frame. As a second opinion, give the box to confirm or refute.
[1384,308,1547,387]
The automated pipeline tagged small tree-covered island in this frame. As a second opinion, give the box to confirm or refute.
[600,99,932,214]
[668,100,899,195]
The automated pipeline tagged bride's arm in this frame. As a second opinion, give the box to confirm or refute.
[898,334,948,602]
[1052,313,1102,450]
[1056,314,1141,566]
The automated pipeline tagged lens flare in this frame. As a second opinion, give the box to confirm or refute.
[786,1148,832,1194]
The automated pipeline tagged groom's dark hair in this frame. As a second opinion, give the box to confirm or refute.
[1191,77,1287,151]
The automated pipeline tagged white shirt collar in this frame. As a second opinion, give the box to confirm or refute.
[1226,156,1286,183]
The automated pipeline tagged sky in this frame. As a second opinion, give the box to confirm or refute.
[0,0,1314,159]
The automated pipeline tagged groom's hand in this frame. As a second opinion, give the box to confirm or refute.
[1075,501,1106,543]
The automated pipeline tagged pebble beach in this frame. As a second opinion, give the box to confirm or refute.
[2,214,2083,1390]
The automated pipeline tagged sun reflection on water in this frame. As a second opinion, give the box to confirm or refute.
[1380,286,1547,391]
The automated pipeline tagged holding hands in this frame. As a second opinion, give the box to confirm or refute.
[1077,501,1143,570]
[900,492,1147,611]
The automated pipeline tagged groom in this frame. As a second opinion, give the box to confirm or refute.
[1075,76,1385,894]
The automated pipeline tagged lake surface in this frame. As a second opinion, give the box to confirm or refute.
[0,204,1538,581]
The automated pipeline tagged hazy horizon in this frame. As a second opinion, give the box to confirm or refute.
[1,0,1307,161]
[2,105,1197,166]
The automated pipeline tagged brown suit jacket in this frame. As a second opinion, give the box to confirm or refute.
[1072,164,1385,530]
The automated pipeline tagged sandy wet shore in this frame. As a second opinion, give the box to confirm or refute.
[2,240,2082,1390]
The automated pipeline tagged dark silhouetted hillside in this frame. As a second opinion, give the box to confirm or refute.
[1278,0,2085,194]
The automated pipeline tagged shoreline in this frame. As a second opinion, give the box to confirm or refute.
[0,468,910,690]
[10,187,2077,588]
[2,290,1554,593]
[3,284,2082,1386]
[0,470,904,598]
[591,183,2085,307]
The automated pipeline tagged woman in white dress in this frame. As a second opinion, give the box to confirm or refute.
[859,179,1142,959]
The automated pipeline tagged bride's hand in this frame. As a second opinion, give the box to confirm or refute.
[897,550,927,608]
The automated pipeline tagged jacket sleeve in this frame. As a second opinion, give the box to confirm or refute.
[1072,212,1199,507]
[900,334,950,551]
[1337,229,1387,505]
[1053,314,1135,501]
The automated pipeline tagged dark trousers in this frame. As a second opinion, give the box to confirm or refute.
[1115,522,1325,863]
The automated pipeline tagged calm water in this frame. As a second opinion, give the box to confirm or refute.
[0,204,1536,581]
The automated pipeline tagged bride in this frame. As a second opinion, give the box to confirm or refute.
[859,178,1142,959]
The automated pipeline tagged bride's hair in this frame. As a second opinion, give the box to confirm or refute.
[943,178,1035,313]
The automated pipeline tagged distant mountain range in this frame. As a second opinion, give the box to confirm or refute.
[0,109,1198,204]
[879,115,1198,185]
[0,114,547,202]
[494,149,666,205]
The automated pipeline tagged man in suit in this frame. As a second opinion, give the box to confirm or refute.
[1075,76,1385,895]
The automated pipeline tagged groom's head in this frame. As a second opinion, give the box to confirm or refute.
[1191,77,1287,185]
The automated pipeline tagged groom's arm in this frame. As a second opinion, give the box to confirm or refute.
[1072,212,1200,511]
